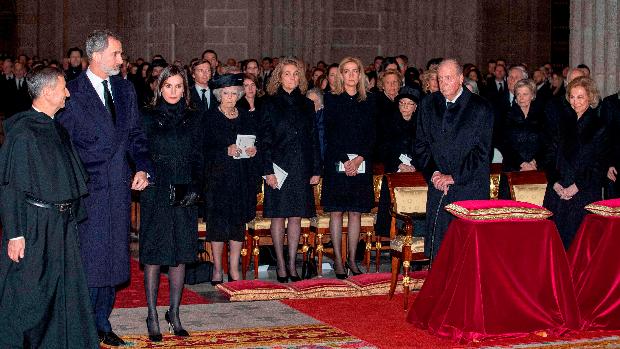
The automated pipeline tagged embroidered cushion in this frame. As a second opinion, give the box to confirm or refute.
[445,200,552,221]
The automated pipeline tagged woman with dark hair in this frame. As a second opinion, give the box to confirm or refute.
[140,65,203,341]
[322,56,376,278]
[260,57,321,282]
[236,73,264,117]
[325,63,339,92]
[204,74,259,284]
[543,76,609,249]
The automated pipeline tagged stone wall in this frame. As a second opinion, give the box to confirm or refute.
[570,0,619,97]
[13,0,552,70]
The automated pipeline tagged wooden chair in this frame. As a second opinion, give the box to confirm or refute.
[490,163,503,200]
[311,176,379,277]
[246,183,313,279]
[386,172,428,310]
[506,170,548,206]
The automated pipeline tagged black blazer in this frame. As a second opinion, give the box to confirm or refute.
[3,78,31,118]
[189,85,217,114]
[500,100,545,172]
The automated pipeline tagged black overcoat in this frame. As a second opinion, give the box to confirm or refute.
[203,107,259,241]
[259,87,321,218]
[543,106,608,248]
[0,110,99,348]
[415,88,493,257]
[321,91,376,212]
[57,72,153,287]
[139,101,202,265]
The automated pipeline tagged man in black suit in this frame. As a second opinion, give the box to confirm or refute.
[0,58,15,117]
[190,59,216,113]
[533,68,553,104]
[4,62,32,118]
[415,58,493,258]
[202,49,220,79]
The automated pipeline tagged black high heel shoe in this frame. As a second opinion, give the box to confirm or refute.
[146,317,163,342]
[287,269,302,282]
[211,271,223,286]
[227,272,239,282]
[276,271,288,283]
[165,310,190,337]
[333,263,348,279]
[345,262,363,276]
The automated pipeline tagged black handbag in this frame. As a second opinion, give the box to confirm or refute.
[184,241,214,285]
[169,184,202,206]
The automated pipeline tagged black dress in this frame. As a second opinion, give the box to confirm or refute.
[203,107,259,241]
[498,101,545,198]
[321,91,376,213]
[260,87,321,218]
[375,110,416,236]
[237,95,264,119]
[0,110,99,348]
[543,106,608,249]
[139,101,202,266]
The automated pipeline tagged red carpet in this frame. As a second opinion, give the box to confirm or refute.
[282,294,620,349]
[115,259,209,308]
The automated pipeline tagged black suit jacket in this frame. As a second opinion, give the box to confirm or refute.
[189,85,217,114]
[4,78,31,118]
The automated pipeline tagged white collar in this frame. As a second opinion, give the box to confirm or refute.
[86,67,109,87]
[446,87,464,104]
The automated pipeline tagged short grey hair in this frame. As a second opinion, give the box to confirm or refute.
[439,58,463,75]
[26,66,64,99]
[213,86,244,102]
[509,65,529,79]
[513,78,537,98]
[306,88,324,106]
[464,78,479,94]
[85,29,121,60]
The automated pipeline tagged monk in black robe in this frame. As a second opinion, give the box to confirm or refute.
[415,59,494,259]
[0,66,99,348]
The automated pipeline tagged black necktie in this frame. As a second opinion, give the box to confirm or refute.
[201,88,209,108]
[498,82,504,94]
[102,80,116,124]
[446,101,454,109]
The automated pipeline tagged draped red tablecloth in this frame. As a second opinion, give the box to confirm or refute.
[407,218,580,343]
[568,214,620,330]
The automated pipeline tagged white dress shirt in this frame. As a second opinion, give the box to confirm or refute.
[86,68,113,105]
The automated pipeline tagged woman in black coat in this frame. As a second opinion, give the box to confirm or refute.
[260,58,321,283]
[374,69,402,163]
[236,73,264,118]
[375,91,418,237]
[204,73,259,284]
[140,66,202,341]
[498,79,545,199]
[543,76,609,249]
[322,57,376,278]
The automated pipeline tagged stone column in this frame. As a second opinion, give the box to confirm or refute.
[570,0,619,97]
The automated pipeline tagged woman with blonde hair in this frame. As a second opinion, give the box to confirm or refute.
[321,57,376,278]
[260,57,321,282]
[543,76,608,249]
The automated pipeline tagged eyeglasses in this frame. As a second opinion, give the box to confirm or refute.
[399,101,415,107]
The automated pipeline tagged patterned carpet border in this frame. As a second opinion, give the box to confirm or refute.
[100,324,377,348]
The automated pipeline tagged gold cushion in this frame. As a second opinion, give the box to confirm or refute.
[585,199,620,216]
[445,200,552,221]
[248,217,310,230]
[512,183,547,206]
[311,213,376,229]
[390,235,424,253]
[393,186,427,214]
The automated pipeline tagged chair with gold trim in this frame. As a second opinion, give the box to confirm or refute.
[311,176,380,276]
[198,219,252,280]
[490,163,503,200]
[506,170,548,206]
[246,183,313,279]
[386,172,428,310]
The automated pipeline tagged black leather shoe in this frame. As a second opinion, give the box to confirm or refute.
[98,331,126,346]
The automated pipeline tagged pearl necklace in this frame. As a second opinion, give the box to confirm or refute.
[219,106,238,119]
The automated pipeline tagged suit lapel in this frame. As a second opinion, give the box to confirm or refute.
[77,73,115,136]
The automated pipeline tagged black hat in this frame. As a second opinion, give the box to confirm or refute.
[208,73,244,90]
[395,86,420,104]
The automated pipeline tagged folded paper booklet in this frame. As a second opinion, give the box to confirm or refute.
[338,154,365,174]
[262,163,288,190]
[397,153,412,172]
[234,134,256,159]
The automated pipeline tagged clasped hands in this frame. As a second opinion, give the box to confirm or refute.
[227,144,257,158]
[431,172,454,195]
[344,156,364,176]
[553,182,579,200]
[265,174,319,189]
[520,160,537,171]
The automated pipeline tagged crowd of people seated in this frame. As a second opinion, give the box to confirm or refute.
[1,38,619,345]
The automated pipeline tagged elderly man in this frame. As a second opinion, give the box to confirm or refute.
[0,66,99,348]
[57,29,153,346]
[415,58,494,258]
[4,62,31,118]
